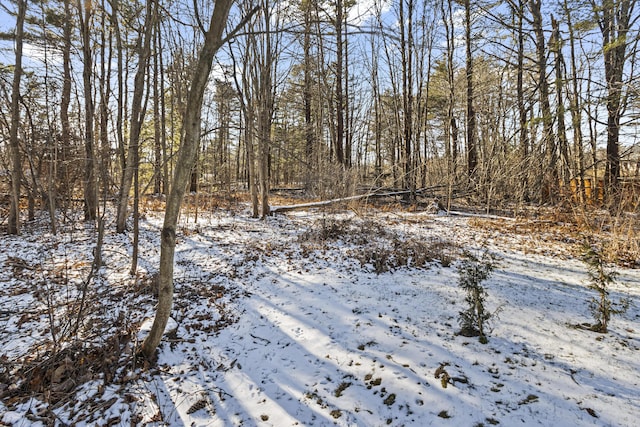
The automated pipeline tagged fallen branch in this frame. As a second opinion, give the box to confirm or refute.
[446,210,517,221]
[269,189,411,214]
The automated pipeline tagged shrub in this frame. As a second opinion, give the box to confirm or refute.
[457,249,496,344]
[582,242,630,333]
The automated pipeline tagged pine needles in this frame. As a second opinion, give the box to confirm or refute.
[582,242,630,333]
[457,249,496,344]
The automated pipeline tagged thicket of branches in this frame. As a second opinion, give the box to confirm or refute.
[0,0,639,231]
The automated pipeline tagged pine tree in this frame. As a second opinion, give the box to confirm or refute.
[457,250,495,344]
[582,243,629,333]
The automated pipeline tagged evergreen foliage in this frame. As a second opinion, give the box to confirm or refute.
[582,243,630,333]
[457,249,495,344]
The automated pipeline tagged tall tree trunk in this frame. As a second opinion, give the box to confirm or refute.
[334,0,345,165]
[465,0,477,182]
[60,0,72,211]
[230,24,259,217]
[303,0,314,190]
[139,0,236,359]
[41,14,57,234]
[344,14,352,169]
[593,0,634,202]
[400,0,415,199]
[551,16,571,187]
[529,0,557,202]
[153,19,163,195]
[77,0,97,221]
[8,0,27,235]
[246,108,259,217]
[257,30,272,219]
[442,0,457,177]
[370,31,382,183]
[258,106,270,218]
[110,0,125,194]
[116,0,156,233]
[564,0,586,202]
[515,0,530,202]
[160,47,169,194]
[99,0,112,201]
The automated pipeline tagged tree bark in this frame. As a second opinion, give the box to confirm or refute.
[400,0,415,199]
[139,0,235,359]
[551,16,571,187]
[514,0,530,202]
[592,0,634,202]
[563,0,586,202]
[77,0,97,221]
[465,0,477,181]
[8,0,27,235]
[529,0,557,202]
[153,19,163,195]
[442,0,457,177]
[303,0,315,190]
[116,0,156,233]
[334,0,345,165]
[59,0,72,208]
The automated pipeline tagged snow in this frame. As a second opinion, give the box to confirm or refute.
[1,206,639,426]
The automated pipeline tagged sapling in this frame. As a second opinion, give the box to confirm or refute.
[582,243,630,333]
[457,249,495,344]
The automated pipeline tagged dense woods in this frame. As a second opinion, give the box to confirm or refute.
[1,0,638,230]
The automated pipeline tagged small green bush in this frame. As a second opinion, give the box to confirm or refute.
[582,242,630,333]
[457,249,496,343]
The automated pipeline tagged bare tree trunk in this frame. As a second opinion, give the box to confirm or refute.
[77,0,97,221]
[344,15,352,169]
[400,0,415,199]
[37,0,58,234]
[116,0,156,233]
[247,0,281,218]
[442,0,457,177]
[592,0,634,202]
[258,108,270,218]
[464,0,477,182]
[153,20,163,195]
[59,0,73,213]
[8,0,27,235]
[529,0,557,202]
[551,16,571,187]
[160,48,169,194]
[564,0,586,202]
[246,108,259,217]
[302,1,315,190]
[370,31,382,184]
[334,0,345,165]
[139,0,237,359]
[98,0,112,204]
[514,0,530,202]
[230,28,259,217]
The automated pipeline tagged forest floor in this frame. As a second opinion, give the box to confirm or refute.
[1,199,640,426]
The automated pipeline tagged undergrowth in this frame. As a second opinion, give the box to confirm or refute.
[298,216,458,273]
[469,205,640,268]
[581,241,630,333]
[457,249,497,344]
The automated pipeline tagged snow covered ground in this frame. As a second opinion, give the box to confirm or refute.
[1,205,639,426]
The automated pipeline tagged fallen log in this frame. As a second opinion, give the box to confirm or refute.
[269,188,440,214]
[270,192,379,214]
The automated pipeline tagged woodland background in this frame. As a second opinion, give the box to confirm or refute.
[1,0,639,231]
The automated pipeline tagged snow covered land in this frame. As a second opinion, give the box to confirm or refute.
[1,204,639,426]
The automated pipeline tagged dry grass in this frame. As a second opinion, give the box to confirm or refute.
[469,207,640,268]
